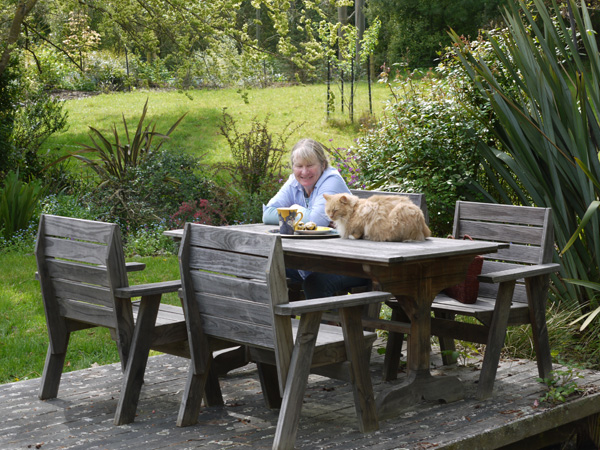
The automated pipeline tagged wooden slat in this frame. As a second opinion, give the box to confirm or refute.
[189,271,271,304]
[199,314,275,349]
[483,244,542,264]
[46,259,109,287]
[44,236,109,266]
[457,202,548,226]
[52,279,113,307]
[57,297,115,328]
[188,246,269,280]
[187,224,274,257]
[194,292,273,327]
[458,220,544,246]
[43,214,116,243]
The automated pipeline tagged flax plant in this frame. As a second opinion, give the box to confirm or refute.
[450,0,600,309]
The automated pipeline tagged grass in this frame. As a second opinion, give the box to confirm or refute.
[45,82,392,166]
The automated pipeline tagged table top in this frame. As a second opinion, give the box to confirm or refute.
[164,224,508,264]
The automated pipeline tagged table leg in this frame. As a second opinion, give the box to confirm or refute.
[114,294,162,425]
[376,293,465,419]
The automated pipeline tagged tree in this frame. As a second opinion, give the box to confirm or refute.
[0,0,38,77]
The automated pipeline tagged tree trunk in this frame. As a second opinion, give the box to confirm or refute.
[0,0,39,76]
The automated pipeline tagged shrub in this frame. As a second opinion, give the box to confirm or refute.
[355,70,490,236]
[124,221,177,257]
[218,110,299,196]
[169,199,228,228]
[0,171,44,241]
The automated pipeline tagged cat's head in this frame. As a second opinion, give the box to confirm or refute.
[324,193,358,222]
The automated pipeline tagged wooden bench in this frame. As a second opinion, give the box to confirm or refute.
[176,223,392,450]
[35,214,187,400]
[383,201,561,399]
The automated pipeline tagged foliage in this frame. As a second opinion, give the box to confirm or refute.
[218,110,299,196]
[365,0,506,68]
[448,0,600,306]
[537,366,583,404]
[169,199,228,228]
[325,142,363,188]
[123,221,178,257]
[354,69,490,236]
[0,171,44,241]
[56,98,186,185]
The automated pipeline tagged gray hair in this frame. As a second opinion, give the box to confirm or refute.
[290,138,330,170]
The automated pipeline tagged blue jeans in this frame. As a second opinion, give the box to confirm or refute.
[286,268,369,300]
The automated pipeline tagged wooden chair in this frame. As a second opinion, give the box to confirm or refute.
[383,201,561,399]
[35,214,186,401]
[176,223,391,450]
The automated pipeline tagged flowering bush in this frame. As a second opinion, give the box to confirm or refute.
[169,199,228,229]
[325,142,363,189]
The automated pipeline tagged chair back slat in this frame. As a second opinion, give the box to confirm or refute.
[46,259,111,286]
[43,214,115,243]
[51,279,113,307]
[350,189,429,224]
[43,236,112,266]
[457,221,545,247]
[188,246,270,280]
[190,271,272,306]
[57,298,116,327]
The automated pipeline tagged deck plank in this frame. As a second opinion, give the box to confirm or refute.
[2,340,600,449]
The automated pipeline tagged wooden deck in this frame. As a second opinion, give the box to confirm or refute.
[2,340,600,450]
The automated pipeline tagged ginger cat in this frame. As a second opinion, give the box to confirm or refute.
[323,193,431,242]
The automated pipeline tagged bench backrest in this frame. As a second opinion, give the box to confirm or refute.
[452,201,554,303]
[179,223,293,388]
[350,189,429,224]
[35,214,129,331]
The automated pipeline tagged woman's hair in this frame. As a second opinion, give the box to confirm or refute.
[290,138,330,170]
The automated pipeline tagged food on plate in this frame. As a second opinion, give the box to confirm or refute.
[304,221,317,231]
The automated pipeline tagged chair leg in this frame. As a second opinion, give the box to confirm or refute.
[435,311,458,366]
[526,275,553,379]
[177,364,212,427]
[340,306,379,433]
[202,365,224,407]
[257,362,282,409]
[273,311,321,450]
[39,338,69,400]
[382,304,406,381]
[477,280,515,399]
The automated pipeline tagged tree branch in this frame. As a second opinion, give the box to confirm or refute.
[0,0,39,76]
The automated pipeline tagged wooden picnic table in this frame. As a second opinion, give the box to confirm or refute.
[164,224,508,418]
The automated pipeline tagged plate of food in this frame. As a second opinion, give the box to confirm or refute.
[294,226,334,235]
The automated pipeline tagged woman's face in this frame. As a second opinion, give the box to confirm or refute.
[293,158,324,193]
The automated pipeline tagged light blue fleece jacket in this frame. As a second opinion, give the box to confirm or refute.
[262,167,351,227]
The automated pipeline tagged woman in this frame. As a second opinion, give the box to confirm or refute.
[263,138,368,299]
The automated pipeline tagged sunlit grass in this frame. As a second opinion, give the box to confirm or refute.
[45,82,392,166]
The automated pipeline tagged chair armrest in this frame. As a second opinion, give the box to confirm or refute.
[114,280,181,298]
[126,262,146,272]
[479,263,561,284]
[273,291,391,316]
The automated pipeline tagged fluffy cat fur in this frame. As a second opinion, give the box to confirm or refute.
[323,193,431,242]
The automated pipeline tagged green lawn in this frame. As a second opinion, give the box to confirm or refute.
[45,82,392,165]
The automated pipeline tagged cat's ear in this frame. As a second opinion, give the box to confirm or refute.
[323,193,331,200]
[339,195,349,204]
